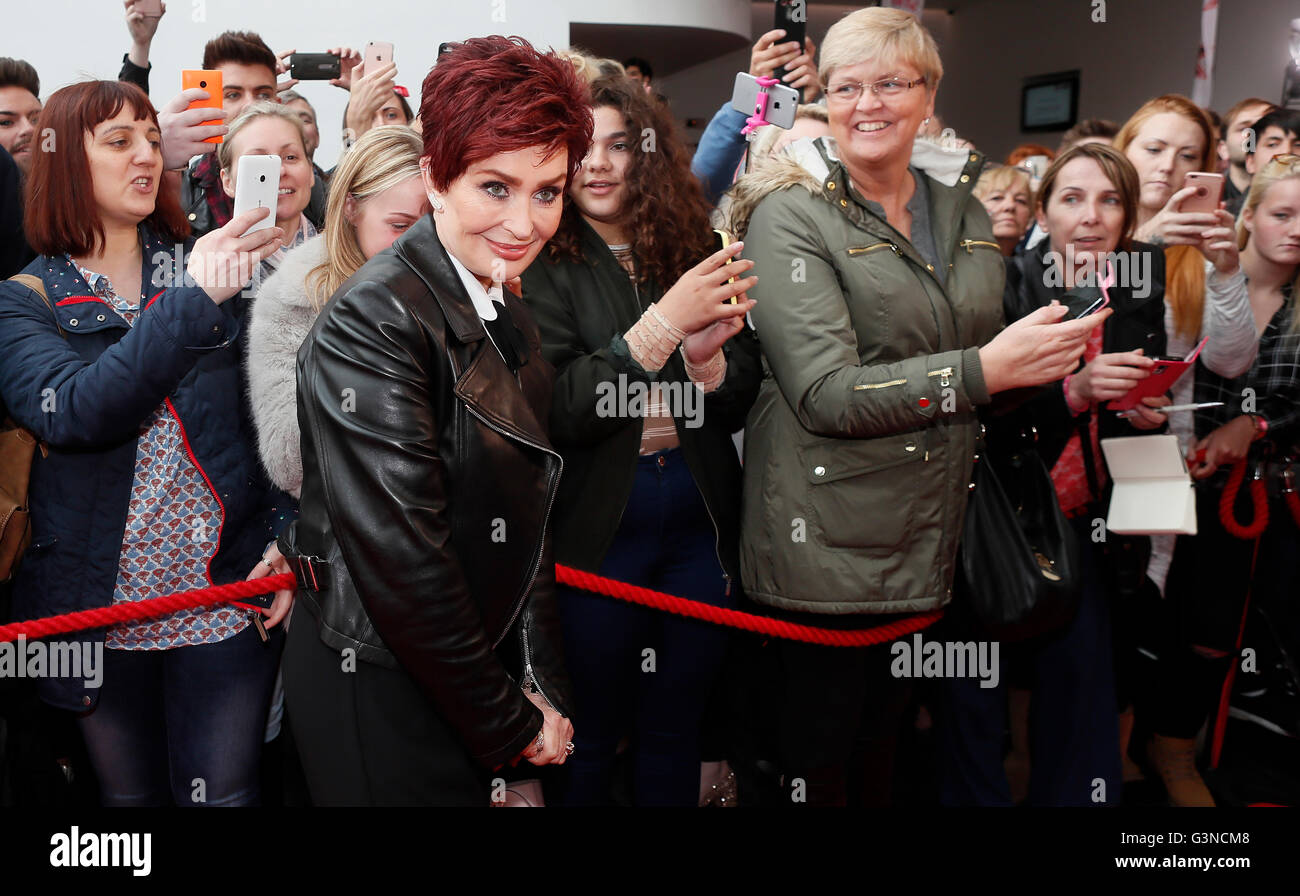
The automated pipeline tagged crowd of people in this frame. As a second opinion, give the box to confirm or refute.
[1,3,1298,808]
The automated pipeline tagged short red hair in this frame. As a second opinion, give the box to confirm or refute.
[419,36,592,192]
[24,81,189,257]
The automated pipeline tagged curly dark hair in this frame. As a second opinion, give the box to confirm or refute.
[547,75,714,288]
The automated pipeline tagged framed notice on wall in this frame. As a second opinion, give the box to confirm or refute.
[1021,70,1079,132]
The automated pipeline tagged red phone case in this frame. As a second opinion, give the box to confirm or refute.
[1108,336,1208,411]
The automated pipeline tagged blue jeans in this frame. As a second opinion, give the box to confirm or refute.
[78,624,282,806]
[934,515,1122,806]
[557,448,734,806]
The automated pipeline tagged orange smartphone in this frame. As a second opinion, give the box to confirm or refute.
[1181,171,1224,215]
[182,70,223,144]
[713,228,738,303]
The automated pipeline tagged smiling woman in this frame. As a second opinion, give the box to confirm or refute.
[731,6,1106,807]
[278,36,594,806]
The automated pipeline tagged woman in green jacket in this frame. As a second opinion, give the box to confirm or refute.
[731,7,1107,805]
[522,74,760,805]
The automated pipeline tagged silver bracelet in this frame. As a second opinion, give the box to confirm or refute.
[648,304,686,340]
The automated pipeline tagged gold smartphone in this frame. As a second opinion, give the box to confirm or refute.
[713,228,738,303]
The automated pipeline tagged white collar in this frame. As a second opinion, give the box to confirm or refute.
[446,251,505,322]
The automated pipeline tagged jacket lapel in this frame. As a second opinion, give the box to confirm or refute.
[392,215,554,452]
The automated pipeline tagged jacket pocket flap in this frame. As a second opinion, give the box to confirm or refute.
[801,431,926,484]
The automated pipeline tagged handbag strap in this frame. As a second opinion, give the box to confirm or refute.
[3,274,59,451]
[8,273,63,338]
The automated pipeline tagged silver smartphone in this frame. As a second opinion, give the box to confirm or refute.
[730,72,799,130]
[232,155,282,233]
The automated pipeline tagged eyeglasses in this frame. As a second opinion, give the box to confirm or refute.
[824,76,927,104]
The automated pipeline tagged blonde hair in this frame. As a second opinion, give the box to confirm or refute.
[217,101,309,172]
[973,164,1032,205]
[558,49,623,87]
[1114,95,1217,341]
[1238,154,1300,331]
[305,125,423,309]
[748,104,829,160]
[819,7,943,92]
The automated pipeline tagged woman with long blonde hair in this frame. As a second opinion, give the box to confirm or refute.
[1138,156,1300,805]
[247,125,429,497]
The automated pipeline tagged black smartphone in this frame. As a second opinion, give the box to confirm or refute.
[773,0,807,102]
[289,53,341,80]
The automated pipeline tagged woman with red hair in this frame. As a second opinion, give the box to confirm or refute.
[279,36,591,805]
[0,80,288,806]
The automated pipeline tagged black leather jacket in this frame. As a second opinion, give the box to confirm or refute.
[280,214,573,770]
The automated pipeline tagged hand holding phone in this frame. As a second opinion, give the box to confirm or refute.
[290,53,342,81]
[713,229,738,301]
[772,1,807,99]
[1179,172,1224,215]
[181,70,223,144]
[232,155,282,233]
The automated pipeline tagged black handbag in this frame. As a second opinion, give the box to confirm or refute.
[959,425,1082,642]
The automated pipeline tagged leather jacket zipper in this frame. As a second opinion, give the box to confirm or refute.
[461,403,563,652]
[520,632,559,713]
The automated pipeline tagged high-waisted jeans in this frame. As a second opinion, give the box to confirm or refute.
[556,448,734,806]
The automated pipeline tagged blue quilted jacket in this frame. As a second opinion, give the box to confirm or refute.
[0,225,295,711]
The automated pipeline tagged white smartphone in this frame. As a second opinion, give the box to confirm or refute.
[232,155,282,233]
[730,72,799,130]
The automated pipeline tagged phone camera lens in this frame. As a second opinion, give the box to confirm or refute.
[259,174,266,182]
[199,80,206,88]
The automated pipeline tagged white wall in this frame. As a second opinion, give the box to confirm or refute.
[8,0,748,168]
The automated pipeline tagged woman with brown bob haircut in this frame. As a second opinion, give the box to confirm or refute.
[0,80,292,806]
[522,74,760,805]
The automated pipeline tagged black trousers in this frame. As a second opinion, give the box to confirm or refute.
[768,618,914,807]
[282,602,486,806]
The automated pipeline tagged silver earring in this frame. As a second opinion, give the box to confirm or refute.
[923,116,931,125]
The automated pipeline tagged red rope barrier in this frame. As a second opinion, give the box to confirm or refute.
[0,574,295,642]
[0,567,941,648]
[1220,461,1268,540]
[555,564,942,646]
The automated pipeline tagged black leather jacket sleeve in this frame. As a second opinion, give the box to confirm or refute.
[301,280,542,768]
